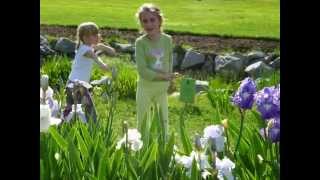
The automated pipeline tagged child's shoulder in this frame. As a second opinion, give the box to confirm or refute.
[135,34,148,43]
[161,33,172,40]
[161,33,172,44]
[76,44,93,55]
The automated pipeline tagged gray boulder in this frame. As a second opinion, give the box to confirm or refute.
[215,55,246,79]
[245,61,274,78]
[269,57,280,69]
[40,35,55,56]
[246,51,267,66]
[180,50,205,69]
[173,53,180,68]
[195,80,209,93]
[247,51,266,60]
[173,45,187,69]
[111,42,135,54]
[54,37,76,56]
[264,53,278,64]
[201,53,216,73]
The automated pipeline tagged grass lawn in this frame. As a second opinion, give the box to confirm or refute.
[40,0,279,39]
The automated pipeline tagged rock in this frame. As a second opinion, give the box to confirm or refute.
[264,53,278,64]
[173,45,187,69]
[111,42,135,54]
[195,80,209,93]
[245,61,274,78]
[248,57,265,66]
[201,53,216,73]
[180,50,205,69]
[173,53,180,68]
[228,52,249,66]
[40,35,55,57]
[215,55,246,80]
[269,57,280,69]
[40,55,44,67]
[246,51,267,66]
[54,37,76,56]
[247,51,266,60]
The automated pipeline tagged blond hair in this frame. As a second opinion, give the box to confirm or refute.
[76,22,99,50]
[135,3,165,33]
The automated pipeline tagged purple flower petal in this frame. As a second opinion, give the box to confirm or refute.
[255,86,280,120]
[232,77,257,109]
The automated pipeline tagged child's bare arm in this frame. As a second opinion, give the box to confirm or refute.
[84,50,110,71]
[94,43,116,56]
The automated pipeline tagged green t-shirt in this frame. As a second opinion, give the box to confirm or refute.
[135,33,173,89]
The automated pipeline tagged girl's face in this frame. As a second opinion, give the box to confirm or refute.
[83,33,101,46]
[140,11,161,37]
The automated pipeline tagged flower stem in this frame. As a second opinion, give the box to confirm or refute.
[225,128,230,153]
[234,108,245,158]
[125,126,129,180]
[276,142,279,162]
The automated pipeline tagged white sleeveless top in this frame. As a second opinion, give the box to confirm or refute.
[68,44,94,82]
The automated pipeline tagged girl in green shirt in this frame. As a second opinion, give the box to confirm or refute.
[135,3,175,141]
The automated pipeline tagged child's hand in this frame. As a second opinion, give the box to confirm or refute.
[163,73,175,81]
[102,64,110,72]
[94,43,116,56]
[174,72,181,78]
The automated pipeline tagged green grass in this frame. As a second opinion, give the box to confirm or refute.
[40,0,279,39]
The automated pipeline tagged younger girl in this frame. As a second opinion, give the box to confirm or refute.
[62,22,115,122]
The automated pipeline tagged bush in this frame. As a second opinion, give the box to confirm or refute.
[114,62,137,99]
[40,55,71,90]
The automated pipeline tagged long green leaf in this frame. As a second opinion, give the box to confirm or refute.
[97,149,109,180]
[68,136,84,175]
[76,130,89,161]
[191,158,199,180]
[49,126,68,152]
[80,125,93,146]
[140,142,158,173]
[127,155,138,179]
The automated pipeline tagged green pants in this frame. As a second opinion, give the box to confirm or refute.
[136,81,169,141]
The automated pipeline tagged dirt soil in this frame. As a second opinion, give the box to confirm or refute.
[41,24,280,53]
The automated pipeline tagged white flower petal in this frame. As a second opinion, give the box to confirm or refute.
[50,100,60,118]
[127,129,141,141]
[131,139,143,151]
[176,154,193,169]
[40,105,51,132]
[77,110,87,123]
[203,125,224,139]
[215,136,226,152]
[216,157,235,180]
[50,117,62,125]
[202,170,212,179]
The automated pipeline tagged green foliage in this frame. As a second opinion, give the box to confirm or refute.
[40,55,71,91]
[40,54,280,179]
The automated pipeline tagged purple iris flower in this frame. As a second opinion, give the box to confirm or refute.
[232,77,257,109]
[260,117,280,143]
[255,87,280,120]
